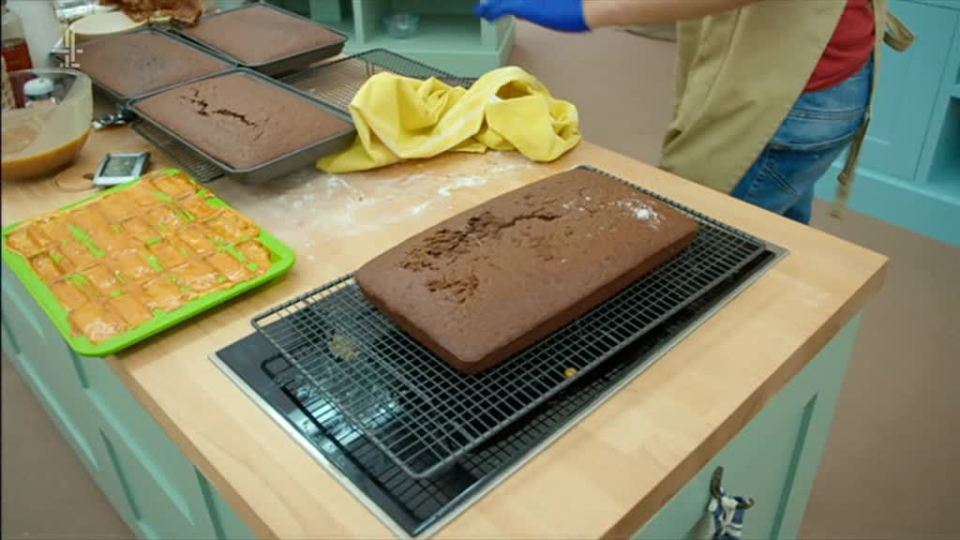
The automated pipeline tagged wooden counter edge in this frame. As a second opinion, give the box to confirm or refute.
[81,140,892,539]
[106,207,888,540]
[603,260,887,538]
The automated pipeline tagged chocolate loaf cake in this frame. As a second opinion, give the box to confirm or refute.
[181,5,344,66]
[76,31,230,98]
[134,72,352,169]
[356,168,699,374]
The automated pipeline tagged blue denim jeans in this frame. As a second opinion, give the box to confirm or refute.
[731,59,873,223]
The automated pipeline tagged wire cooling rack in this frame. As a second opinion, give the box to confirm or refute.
[132,120,225,183]
[252,166,768,478]
[280,48,475,114]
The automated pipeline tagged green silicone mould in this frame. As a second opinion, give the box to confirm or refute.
[1,169,296,357]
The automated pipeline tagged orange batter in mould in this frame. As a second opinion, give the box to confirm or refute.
[52,251,76,274]
[4,171,278,345]
[151,172,198,199]
[206,251,250,282]
[179,194,221,221]
[206,212,257,242]
[107,294,154,327]
[27,223,53,249]
[177,223,217,255]
[142,277,187,311]
[6,229,43,256]
[147,204,187,231]
[148,239,189,268]
[121,217,160,243]
[112,248,156,282]
[35,215,74,246]
[170,260,221,293]
[238,241,271,271]
[99,193,141,223]
[68,302,126,344]
[89,227,133,254]
[124,182,164,208]
[50,279,91,310]
[83,265,121,295]
[68,204,111,232]
[60,240,98,269]
[30,254,63,282]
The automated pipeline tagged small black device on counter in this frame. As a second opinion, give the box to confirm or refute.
[93,151,150,187]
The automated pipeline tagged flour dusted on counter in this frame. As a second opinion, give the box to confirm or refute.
[437,176,487,197]
[212,151,538,246]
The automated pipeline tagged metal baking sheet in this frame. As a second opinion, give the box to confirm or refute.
[128,68,356,184]
[74,28,235,104]
[172,3,347,77]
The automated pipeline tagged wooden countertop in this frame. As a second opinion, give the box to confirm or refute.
[1,127,887,538]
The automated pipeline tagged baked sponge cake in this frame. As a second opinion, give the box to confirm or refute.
[134,72,352,169]
[76,31,230,98]
[181,4,344,66]
[356,168,699,374]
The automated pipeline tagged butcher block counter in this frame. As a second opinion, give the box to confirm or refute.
[0,127,886,539]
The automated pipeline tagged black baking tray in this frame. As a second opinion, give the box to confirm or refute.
[172,3,348,77]
[251,165,770,478]
[75,28,235,104]
[128,68,356,184]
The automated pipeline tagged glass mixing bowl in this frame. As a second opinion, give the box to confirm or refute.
[2,69,93,181]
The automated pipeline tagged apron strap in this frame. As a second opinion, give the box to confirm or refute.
[832,117,870,219]
[884,12,915,52]
[831,7,913,219]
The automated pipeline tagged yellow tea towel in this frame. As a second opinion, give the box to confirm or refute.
[316,66,581,173]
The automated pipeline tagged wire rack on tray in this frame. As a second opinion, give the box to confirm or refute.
[280,48,475,114]
[252,166,768,479]
[263,248,774,535]
[132,120,225,183]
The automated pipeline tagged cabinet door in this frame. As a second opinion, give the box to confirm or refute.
[634,319,859,539]
[96,420,216,540]
[0,264,102,472]
[82,357,219,540]
[198,473,259,540]
[858,0,958,180]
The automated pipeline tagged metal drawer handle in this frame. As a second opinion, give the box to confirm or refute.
[711,466,755,509]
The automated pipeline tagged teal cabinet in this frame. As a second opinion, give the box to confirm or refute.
[636,320,858,539]
[857,1,956,181]
[817,0,960,246]
[0,261,255,540]
[1,266,102,472]
[2,256,860,538]
[271,0,515,76]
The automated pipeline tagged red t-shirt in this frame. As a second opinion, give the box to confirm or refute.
[805,0,876,92]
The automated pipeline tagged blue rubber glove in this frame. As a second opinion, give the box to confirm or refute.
[474,0,589,32]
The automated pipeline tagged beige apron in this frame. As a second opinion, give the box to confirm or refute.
[660,0,914,217]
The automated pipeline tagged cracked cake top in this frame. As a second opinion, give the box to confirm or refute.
[134,72,353,169]
[355,168,699,373]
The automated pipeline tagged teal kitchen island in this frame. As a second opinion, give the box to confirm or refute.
[1,127,886,538]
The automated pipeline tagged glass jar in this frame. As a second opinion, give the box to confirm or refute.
[1,0,34,72]
[1,57,16,111]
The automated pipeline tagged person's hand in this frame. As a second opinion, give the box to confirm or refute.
[474,0,589,32]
